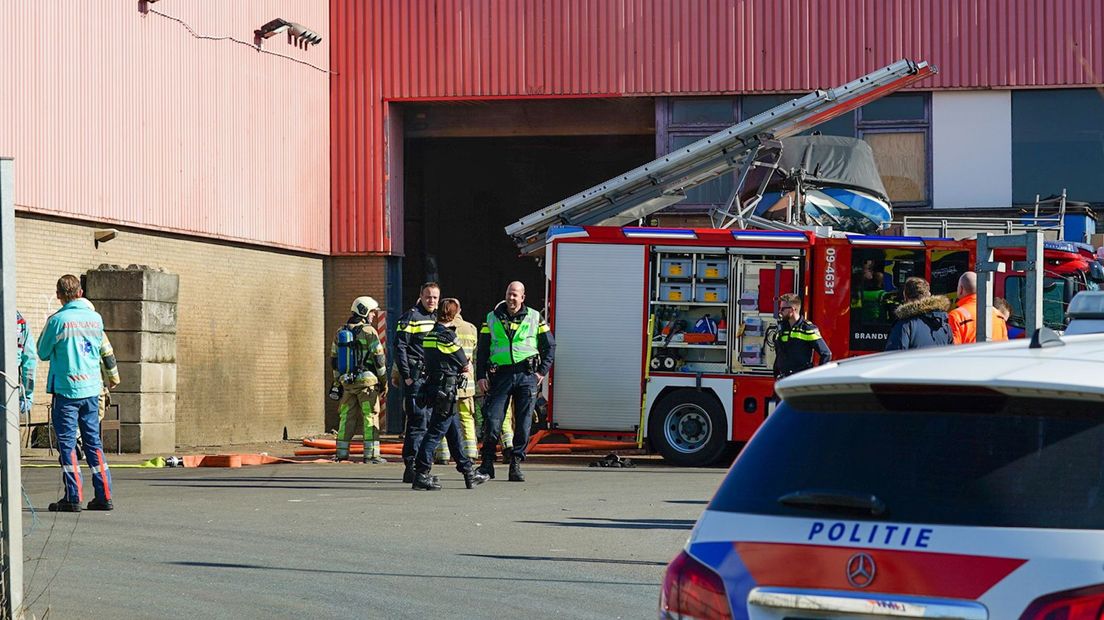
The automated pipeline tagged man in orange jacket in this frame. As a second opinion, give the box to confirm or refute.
[948,271,1009,344]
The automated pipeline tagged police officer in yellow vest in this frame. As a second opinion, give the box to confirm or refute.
[476,281,555,482]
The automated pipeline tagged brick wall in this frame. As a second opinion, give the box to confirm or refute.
[322,255,388,431]
[15,215,325,447]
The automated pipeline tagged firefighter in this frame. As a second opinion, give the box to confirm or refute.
[16,311,37,418]
[773,293,832,379]
[331,296,388,463]
[412,298,490,490]
[476,281,555,483]
[396,282,440,483]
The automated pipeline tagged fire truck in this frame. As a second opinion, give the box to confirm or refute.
[506,59,1103,466]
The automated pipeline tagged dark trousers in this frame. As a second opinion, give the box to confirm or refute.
[415,396,473,475]
[401,378,430,465]
[482,371,536,462]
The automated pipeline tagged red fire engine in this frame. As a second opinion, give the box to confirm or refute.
[507,59,1102,465]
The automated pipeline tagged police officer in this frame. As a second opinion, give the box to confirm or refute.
[412,299,490,491]
[773,293,832,379]
[476,281,555,482]
[330,296,388,463]
[396,282,440,483]
[434,312,518,464]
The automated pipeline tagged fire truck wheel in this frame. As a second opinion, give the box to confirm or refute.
[649,390,727,467]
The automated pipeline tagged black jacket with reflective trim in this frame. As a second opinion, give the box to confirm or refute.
[774,317,832,378]
[395,303,436,381]
[422,323,468,383]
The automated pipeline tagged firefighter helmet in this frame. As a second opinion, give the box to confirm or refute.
[351,296,379,318]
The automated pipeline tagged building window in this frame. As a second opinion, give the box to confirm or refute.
[857,94,930,207]
[658,93,931,212]
[1012,89,1104,207]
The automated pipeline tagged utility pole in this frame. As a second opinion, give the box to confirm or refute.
[0,157,24,619]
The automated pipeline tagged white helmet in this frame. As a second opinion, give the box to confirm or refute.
[351,296,379,318]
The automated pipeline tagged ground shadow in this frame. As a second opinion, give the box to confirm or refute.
[167,561,655,587]
[517,517,694,530]
[458,553,666,567]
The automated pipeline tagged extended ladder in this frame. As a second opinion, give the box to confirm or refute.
[506,58,937,256]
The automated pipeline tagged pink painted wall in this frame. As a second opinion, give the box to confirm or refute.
[0,2,331,253]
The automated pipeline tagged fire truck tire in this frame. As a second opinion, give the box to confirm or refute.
[649,390,728,467]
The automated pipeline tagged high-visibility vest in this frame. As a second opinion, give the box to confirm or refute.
[454,317,478,397]
[487,308,540,367]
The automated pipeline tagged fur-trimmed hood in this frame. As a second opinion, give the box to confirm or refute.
[894,295,951,320]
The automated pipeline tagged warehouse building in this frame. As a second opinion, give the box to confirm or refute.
[3,1,1101,446]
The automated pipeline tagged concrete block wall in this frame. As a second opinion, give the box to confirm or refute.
[87,266,179,453]
[323,255,388,432]
[15,215,325,448]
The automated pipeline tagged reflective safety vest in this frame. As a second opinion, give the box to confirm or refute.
[454,317,478,397]
[487,307,540,367]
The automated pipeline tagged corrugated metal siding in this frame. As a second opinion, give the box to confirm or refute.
[0,2,331,254]
[331,0,1103,254]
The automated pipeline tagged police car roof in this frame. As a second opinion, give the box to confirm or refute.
[775,332,1104,402]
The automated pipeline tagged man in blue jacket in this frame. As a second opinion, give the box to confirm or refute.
[37,275,120,512]
[884,277,953,351]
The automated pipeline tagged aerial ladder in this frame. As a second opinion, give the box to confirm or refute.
[506,58,937,256]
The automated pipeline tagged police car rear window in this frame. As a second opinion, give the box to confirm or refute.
[710,398,1104,529]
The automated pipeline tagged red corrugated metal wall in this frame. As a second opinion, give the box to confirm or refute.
[331,0,1103,255]
[0,2,331,254]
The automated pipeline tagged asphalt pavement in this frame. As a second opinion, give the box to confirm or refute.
[18,458,724,619]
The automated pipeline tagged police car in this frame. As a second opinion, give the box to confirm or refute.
[662,331,1104,619]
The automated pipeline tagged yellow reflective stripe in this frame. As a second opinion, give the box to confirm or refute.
[436,341,461,354]
[400,322,434,334]
[480,326,491,333]
[789,331,822,341]
[538,324,550,334]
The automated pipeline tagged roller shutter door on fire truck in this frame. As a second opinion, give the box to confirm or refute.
[552,243,646,431]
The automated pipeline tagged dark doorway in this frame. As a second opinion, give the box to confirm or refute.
[403,135,655,319]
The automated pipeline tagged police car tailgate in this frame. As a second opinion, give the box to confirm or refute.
[682,512,1104,619]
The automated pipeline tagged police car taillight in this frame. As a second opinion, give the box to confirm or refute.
[659,550,731,620]
[1019,584,1104,620]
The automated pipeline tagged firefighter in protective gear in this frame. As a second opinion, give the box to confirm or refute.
[773,293,832,379]
[396,283,439,482]
[412,299,490,490]
[476,281,555,483]
[434,313,516,463]
[331,296,388,463]
[16,311,37,417]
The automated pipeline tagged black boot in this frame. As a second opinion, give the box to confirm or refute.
[412,472,441,491]
[464,470,490,489]
[501,447,513,465]
[402,461,415,484]
[48,499,81,513]
[509,458,525,482]
[476,452,495,479]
